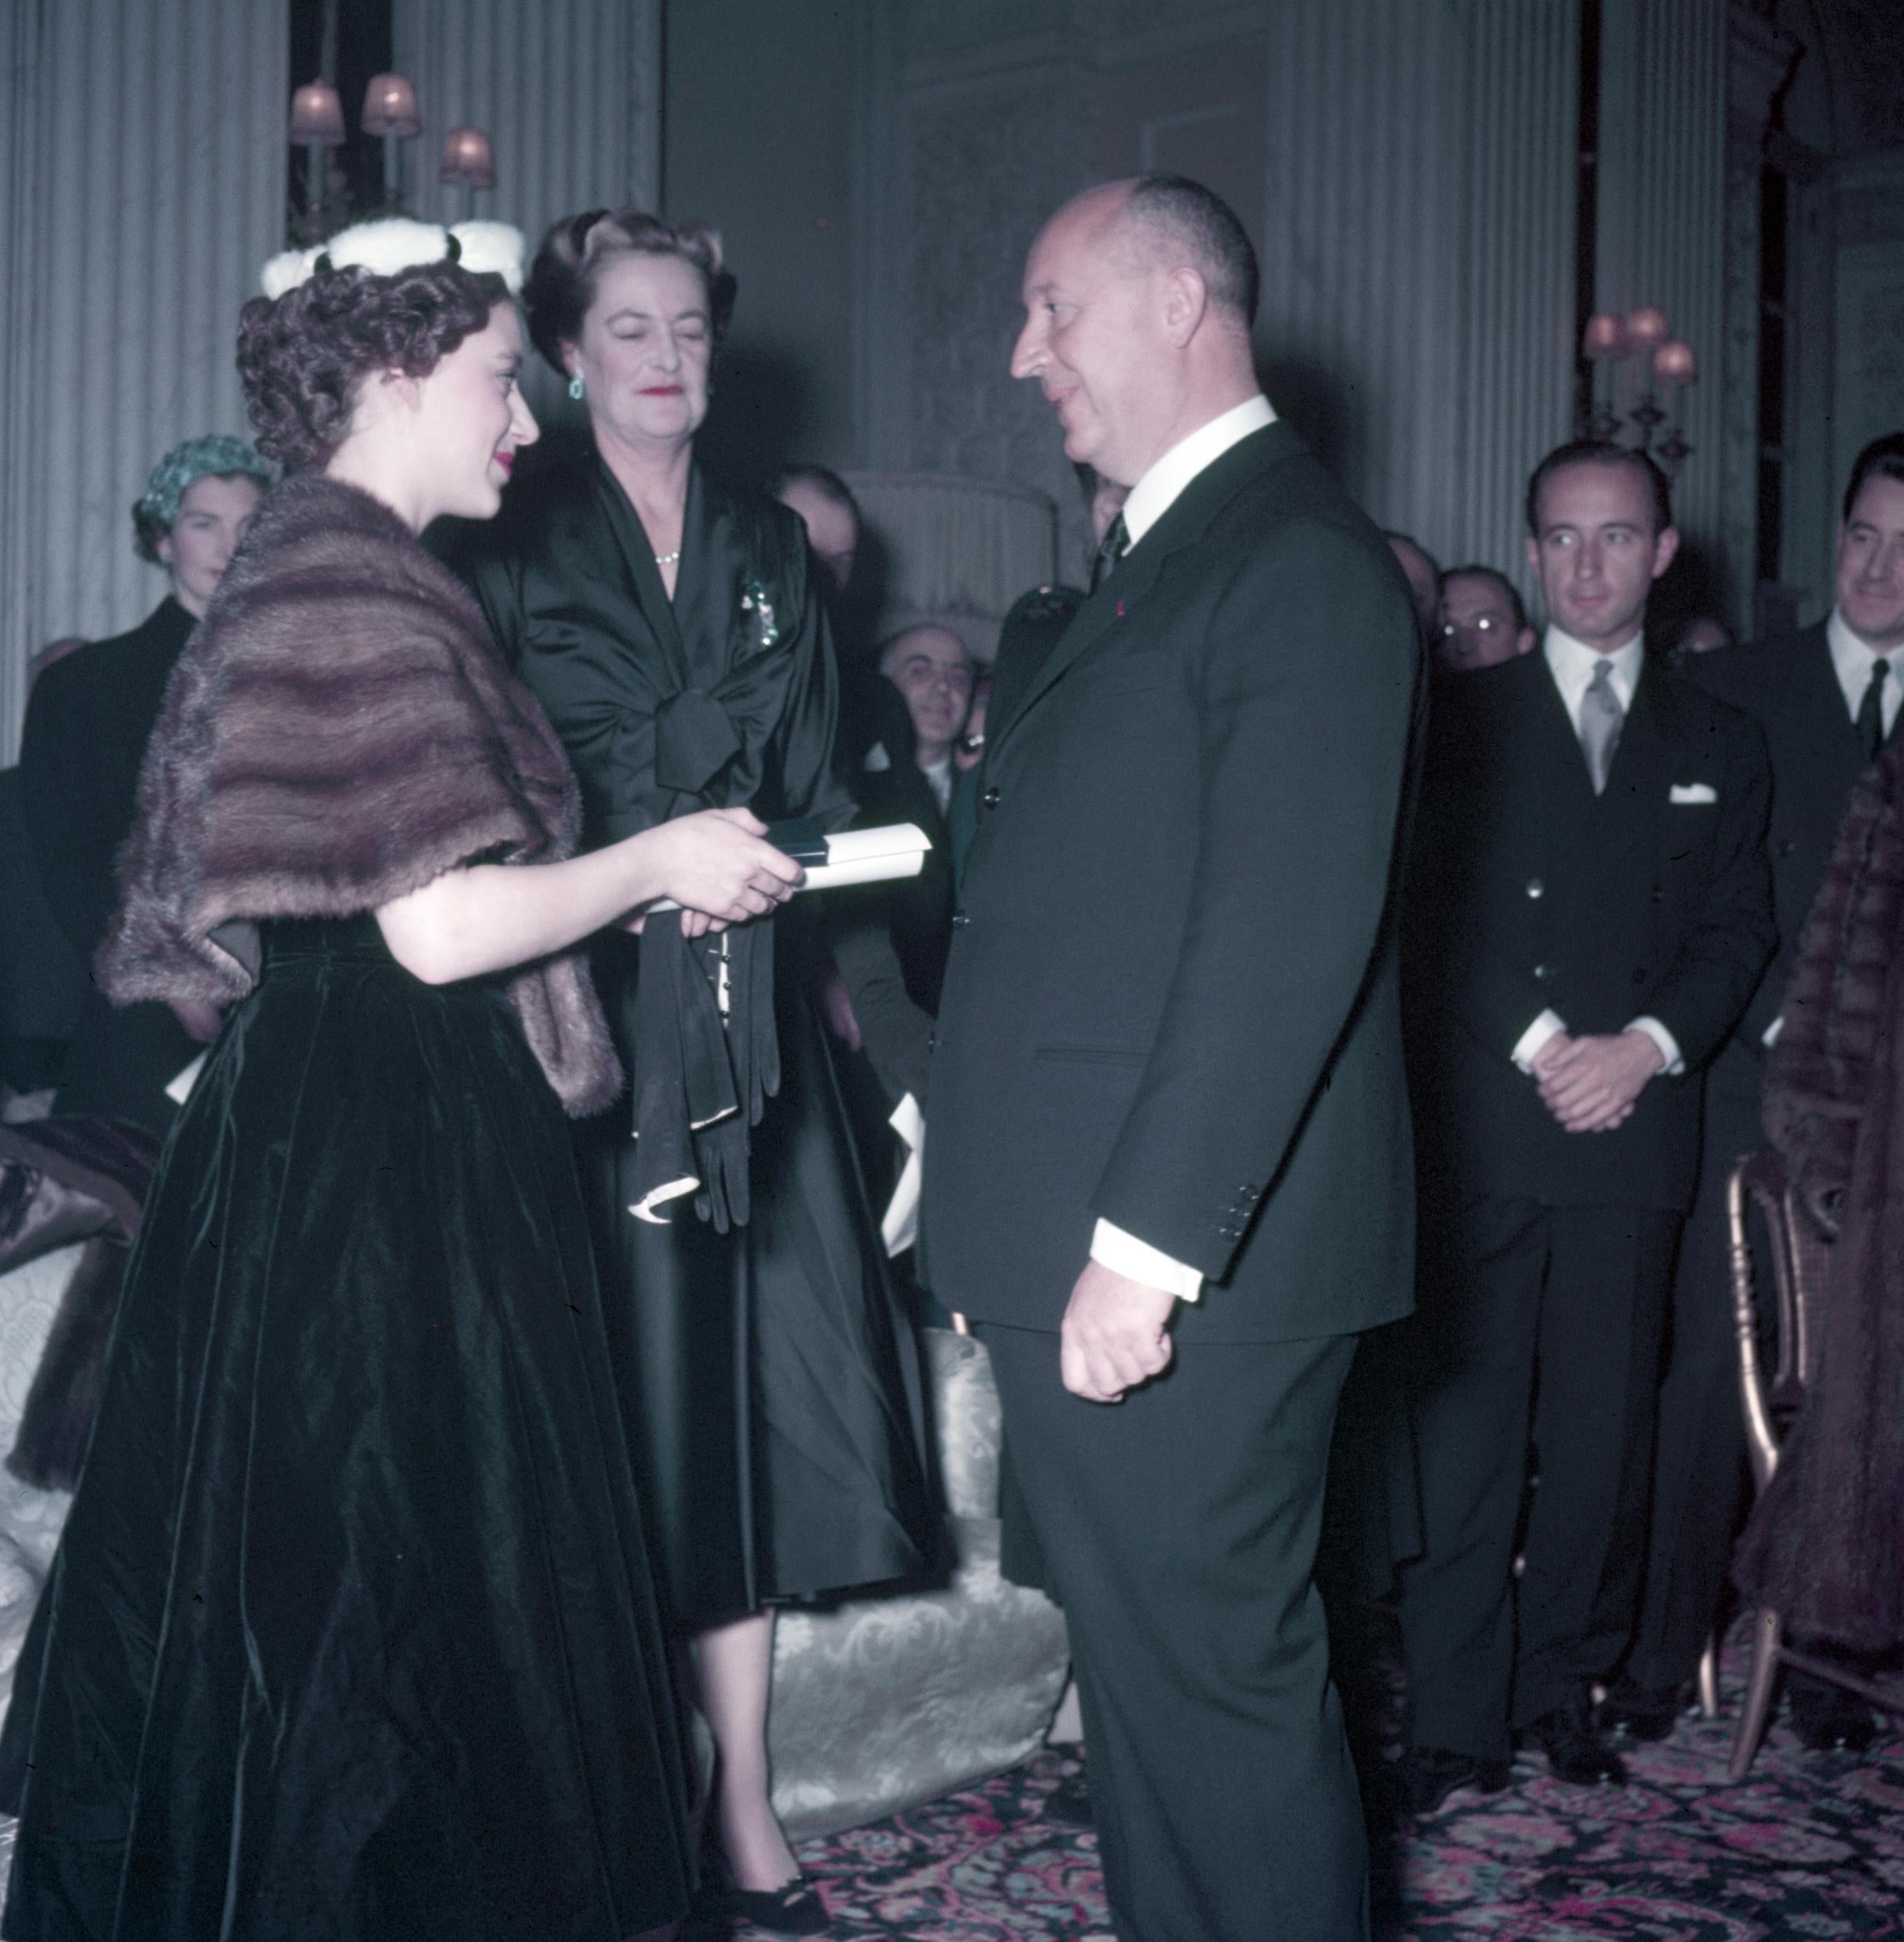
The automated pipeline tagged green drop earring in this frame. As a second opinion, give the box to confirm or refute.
[568,373,584,402]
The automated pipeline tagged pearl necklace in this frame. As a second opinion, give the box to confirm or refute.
[653,548,682,567]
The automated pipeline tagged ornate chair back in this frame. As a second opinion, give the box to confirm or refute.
[1725,1145,1832,1495]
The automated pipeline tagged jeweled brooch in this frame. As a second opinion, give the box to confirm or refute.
[740,580,780,649]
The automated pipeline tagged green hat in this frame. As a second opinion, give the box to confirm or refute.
[138,435,273,530]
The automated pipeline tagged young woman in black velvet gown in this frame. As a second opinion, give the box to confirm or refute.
[0,220,804,1942]
[462,209,936,1931]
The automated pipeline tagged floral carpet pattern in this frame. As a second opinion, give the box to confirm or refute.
[695,1621,1903,1940]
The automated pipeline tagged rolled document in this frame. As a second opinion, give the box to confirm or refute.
[644,822,931,911]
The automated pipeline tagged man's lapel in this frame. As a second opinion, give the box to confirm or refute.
[990,421,1303,757]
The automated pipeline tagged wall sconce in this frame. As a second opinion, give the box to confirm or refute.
[1577,306,1697,475]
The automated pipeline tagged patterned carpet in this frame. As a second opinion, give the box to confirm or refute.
[696,1620,1904,1941]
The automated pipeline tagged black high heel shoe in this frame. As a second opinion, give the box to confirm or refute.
[715,1877,830,1935]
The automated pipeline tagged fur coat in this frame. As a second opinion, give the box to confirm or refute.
[1739,733,1904,1650]
[99,474,621,1115]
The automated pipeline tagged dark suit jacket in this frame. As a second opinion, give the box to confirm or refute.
[18,598,200,1133]
[851,754,953,1015]
[1406,650,1775,1213]
[922,419,1422,1343]
[1686,622,1884,1049]
[19,598,194,962]
[0,767,87,1089]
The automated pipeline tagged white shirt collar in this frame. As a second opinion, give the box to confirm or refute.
[921,754,954,815]
[1542,624,1645,729]
[1827,606,1902,727]
[1119,395,1277,548]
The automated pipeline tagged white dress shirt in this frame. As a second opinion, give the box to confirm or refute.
[1827,607,1904,738]
[921,755,954,816]
[1509,626,1684,1081]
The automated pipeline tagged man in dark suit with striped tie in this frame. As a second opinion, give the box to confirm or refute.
[1399,442,1775,1811]
[1607,429,1904,1751]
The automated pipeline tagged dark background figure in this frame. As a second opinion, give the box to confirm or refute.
[1612,429,1904,1755]
[926,176,1418,1942]
[18,436,271,1137]
[0,641,89,1106]
[855,623,973,1015]
[1436,564,1536,675]
[459,206,932,1932]
[1399,442,1774,1808]
[771,461,889,784]
[1665,612,1733,666]
[1386,529,1442,646]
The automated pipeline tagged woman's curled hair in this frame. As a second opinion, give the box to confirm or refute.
[522,208,736,375]
[237,259,507,474]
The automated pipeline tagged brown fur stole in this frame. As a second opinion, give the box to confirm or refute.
[1739,739,1904,1650]
[99,474,621,1115]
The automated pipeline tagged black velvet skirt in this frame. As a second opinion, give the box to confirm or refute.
[0,917,692,1942]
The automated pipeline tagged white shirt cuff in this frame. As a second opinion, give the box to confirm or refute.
[1762,1015,1783,1049]
[1091,1218,1203,1302]
[1511,1009,1568,1074]
[1624,1015,1684,1077]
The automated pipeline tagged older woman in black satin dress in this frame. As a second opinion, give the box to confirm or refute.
[463,209,934,1933]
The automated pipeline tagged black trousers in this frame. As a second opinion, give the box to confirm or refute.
[1399,1197,1679,1760]
[1625,1050,1761,1693]
[982,1323,1366,1942]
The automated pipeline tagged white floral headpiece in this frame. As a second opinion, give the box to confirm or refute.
[260,218,524,299]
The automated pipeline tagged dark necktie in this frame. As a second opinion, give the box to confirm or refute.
[1090,513,1130,594]
[1579,658,1623,796]
[1857,657,1890,763]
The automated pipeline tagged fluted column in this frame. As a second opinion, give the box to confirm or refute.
[0,0,286,758]
[1258,0,1469,547]
[1262,0,1579,580]
[1594,0,1730,601]
[1451,0,1582,583]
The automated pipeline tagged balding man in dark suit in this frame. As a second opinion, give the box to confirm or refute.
[924,175,1418,1942]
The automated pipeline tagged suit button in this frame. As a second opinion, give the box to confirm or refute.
[1651,885,1665,901]
[981,786,1001,810]
[1533,964,1554,983]
[1777,840,1795,859]
[1525,877,1544,899]
[927,1031,937,1051]
[951,911,970,928]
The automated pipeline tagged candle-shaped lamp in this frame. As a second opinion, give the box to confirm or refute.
[289,80,346,223]
[440,126,496,188]
[1653,341,1697,475]
[1579,313,1629,437]
[361,74,421,207]
[1582,312,1627,359]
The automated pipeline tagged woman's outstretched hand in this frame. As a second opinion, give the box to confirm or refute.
[642,806,804,937]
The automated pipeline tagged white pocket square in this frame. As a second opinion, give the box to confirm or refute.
[1669,783,1718,805]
